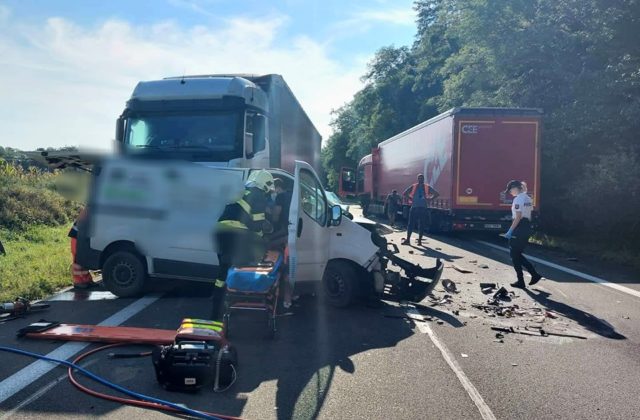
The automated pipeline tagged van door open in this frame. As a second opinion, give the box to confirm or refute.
[288,161,331,288]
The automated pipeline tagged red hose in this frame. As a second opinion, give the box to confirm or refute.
[68,343,243,420]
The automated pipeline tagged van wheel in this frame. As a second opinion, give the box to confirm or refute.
[102,251,146,297]
[322,261,357,308]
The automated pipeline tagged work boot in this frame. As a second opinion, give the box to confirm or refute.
[510,281,526,289]
[529,274,543,285]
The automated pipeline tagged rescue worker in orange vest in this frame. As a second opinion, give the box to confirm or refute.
[401,173,439,246]
[211,170,274,320]
[68,209,95,288]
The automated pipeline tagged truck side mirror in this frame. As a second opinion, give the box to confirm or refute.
[245,132,254,158]
[253,115,267,153]
[115,117,125,143]
[330,205,342,226]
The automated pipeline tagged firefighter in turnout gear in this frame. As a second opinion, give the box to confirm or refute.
[211,170,275,320]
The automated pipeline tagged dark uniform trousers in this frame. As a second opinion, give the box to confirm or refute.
[509,219,539,282]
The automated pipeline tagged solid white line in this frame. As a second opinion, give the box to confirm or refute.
[477,240,640,299]
[406,308,497,420]
[0,294,161,405]
[0,359,98,420]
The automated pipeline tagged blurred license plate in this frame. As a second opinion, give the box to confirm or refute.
[484,224,501,229]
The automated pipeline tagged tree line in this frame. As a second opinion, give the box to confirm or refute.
[322,0,640,247]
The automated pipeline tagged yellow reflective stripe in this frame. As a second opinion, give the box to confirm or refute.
[217,220,248,230]
[181,323,223,332]
[237,199,251,215]
[253,212,265,221]
[214,279,226,288]
[182,318,224,327]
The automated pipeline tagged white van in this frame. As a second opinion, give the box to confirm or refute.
[37,152,442,306]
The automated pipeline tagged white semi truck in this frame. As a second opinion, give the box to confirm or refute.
[115,74,322,173]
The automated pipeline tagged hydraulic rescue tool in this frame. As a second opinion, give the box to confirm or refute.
[0,297,50,322]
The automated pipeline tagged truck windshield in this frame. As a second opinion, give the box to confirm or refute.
[124,112,242,160]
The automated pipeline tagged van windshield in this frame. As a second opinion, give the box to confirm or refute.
[123,112,242,160]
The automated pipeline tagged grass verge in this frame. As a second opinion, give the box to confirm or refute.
[531,233,640,271]
[0,225,72,302]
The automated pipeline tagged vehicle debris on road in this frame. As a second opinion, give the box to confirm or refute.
[442,279,458,294]
[451,264,473,274]
[491,326,587,340]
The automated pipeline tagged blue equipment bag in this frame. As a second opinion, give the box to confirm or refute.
[226,252,283,293]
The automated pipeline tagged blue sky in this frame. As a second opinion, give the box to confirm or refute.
[0,0,417,150]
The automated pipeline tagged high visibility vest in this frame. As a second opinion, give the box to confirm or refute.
[217,187,266,234]
[408,183,430,204]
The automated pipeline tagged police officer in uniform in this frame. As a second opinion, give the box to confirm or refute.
[211,170,275,320]
[503,180,542,288]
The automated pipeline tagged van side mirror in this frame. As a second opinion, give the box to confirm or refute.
[330,205,342,226]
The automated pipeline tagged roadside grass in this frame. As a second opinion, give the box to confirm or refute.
[0,225,72,302]
[531,233,640,271]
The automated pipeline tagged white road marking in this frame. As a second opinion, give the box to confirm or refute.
[477,241,640,299]
[0,294,161,405]
[406,307,497,420]
[0,359,98,420]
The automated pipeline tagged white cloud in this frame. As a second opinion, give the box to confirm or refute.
[352,8,416,26]
[0,9,366,150]
[166,0,219,17]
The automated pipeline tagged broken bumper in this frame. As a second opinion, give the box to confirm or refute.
[381,243,444,303]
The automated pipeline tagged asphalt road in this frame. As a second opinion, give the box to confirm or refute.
[1,218,639,419]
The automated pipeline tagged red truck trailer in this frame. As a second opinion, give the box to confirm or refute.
[340,107,542,232]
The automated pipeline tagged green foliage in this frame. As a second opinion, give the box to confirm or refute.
[0,226,72,302]
[0,159,81,231]
[322,0,640,248]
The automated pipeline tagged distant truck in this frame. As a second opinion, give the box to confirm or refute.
[115,74,322,173]
[339,107,542,232]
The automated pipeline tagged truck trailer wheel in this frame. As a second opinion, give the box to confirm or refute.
[102,251,146,297]
[322,261,358,308]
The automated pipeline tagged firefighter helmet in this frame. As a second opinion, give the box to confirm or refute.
[246,170,275,193]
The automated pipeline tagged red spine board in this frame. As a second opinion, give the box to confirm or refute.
[25,324,177,345]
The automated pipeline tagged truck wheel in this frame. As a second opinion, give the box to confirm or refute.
[322,261,358,308]
[102,251,146,297]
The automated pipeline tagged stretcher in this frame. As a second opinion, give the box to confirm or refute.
[223,250,283,339]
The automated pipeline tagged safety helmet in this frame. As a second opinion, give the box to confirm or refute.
[246,170,275,193]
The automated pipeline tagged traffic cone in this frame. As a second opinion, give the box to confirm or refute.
[71,238,93,287]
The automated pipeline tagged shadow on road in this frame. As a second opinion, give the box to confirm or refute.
[525,288,626,340]
[228,295,415,420]
[410,302,465,328]
[405,244,463,262]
